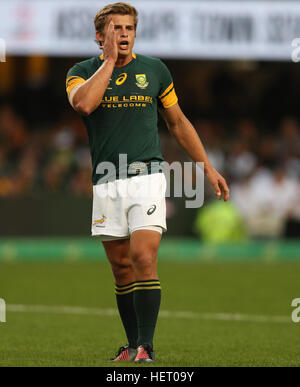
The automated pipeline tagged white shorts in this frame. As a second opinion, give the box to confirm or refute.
[91,173,167,240]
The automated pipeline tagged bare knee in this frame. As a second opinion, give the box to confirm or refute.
[111,258,132,278]
[110,257,134,284]
[130,249,157,277]
[129,230,161,279]
[102,240,134,284]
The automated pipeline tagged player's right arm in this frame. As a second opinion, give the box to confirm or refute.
[68,21,117,116]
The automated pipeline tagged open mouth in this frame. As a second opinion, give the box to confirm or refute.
[119,41,129,49]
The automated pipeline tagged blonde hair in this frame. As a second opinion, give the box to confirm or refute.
[94,2,138,33]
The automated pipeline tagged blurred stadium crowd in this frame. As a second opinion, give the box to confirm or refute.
[0,104,92,198]
[1,102,300,239]
[0,58,300,239]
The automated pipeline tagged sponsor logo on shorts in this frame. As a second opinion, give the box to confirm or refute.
[93,215,107,227]
[147,205,156,215]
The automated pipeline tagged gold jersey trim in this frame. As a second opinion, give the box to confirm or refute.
[159,82,174,99]
[66,76,86,95]
[159,82,178,109]
[99,52,136,60]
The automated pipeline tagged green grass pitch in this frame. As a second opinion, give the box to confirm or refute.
[0,260,300,367]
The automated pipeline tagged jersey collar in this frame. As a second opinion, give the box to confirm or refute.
[99,53,136,60]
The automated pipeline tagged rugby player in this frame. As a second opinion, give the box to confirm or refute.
[66,2,229,363]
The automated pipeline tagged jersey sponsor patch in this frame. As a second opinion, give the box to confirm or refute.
[135,74,149,89]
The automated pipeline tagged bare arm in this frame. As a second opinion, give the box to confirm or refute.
[68,21,118,116]
[160,103,230,201]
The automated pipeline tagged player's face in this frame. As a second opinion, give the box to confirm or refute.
[101,14,136,57]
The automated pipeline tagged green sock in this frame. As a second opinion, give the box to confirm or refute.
[115,282,138,349]
[133,280,161,347]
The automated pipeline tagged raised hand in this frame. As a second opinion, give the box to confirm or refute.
[102,21,118,64]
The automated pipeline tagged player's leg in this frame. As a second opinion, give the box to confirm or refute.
[126,173,166,362]
[102,238,138,359]
[92,181,138,360]
[130,229,161,280]
[102,238,134,285]
[129,229,162,363]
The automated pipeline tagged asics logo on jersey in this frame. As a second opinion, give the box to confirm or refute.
[116,73,127,86]
[147,205,156,215]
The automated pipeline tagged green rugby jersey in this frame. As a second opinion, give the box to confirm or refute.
[66,53,178,185]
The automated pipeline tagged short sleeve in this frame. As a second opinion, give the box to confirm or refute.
[66,63,88,96]
[157,60,178,109]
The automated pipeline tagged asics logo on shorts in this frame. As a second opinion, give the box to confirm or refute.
[147,205,156,215]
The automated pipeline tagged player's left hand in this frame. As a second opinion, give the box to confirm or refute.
[205,166,230,201]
